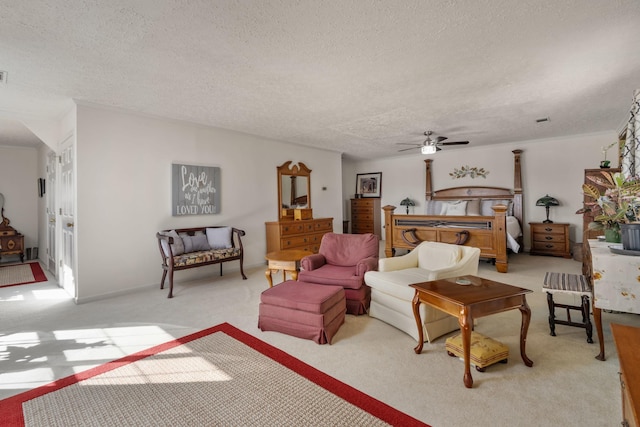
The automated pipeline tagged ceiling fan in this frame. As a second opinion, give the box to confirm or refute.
[397,131,469,154]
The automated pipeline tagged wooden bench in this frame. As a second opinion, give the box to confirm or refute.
[156,226,247,298]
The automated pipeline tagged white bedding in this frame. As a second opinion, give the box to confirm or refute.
[506,216,522,253]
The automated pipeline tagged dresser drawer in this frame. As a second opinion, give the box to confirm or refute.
[532,224,566,235]
[533,233,565,243]
[352,213,374,222]
[352,224,374,233]
[314,219,333,232]
[279,222,315,236]
[281,235,313,249]
[532,241,566,252]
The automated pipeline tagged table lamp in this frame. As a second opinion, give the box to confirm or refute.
[536,195,559,223]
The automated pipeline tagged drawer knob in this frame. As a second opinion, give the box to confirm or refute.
[544,227,553,232]
[545,244,554,248]
[545,236,552,240]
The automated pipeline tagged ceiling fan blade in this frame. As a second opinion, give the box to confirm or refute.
[396,142,421,146]
[439,141,469,145]
[397,146,421,152]
[436,136,448,143]
[436,146,442,151]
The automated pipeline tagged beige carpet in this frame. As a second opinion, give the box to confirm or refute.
[2,324,427,427]
[1,251,639,426]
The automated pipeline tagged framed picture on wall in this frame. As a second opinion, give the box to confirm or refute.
[356,172,382,198]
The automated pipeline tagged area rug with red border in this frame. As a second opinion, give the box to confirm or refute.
[0,262,47,288]
[0,322,429,427]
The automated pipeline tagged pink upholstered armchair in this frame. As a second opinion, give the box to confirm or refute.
[299,233,379,315]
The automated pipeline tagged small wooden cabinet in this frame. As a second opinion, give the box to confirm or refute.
[612,323,640,427]
[0,229,24,262]
[351,198,381,237]
[265,218,333,254]
[529,222,571,258]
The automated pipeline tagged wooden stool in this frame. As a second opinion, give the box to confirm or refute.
[543,272,593,343]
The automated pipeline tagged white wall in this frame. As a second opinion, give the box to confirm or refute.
[0,145,39,257]
[343,131,618,250]
[75,104,343,302]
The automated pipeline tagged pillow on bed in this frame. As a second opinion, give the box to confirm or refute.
[440,200,468,215]
[481,199,513,216]
[424,200,443,215]
[465,199,481,216]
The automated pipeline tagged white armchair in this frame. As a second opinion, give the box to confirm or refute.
[364,241,481,342]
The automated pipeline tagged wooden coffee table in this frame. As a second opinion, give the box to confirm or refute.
[265,249,313,287]
[410,275,533,388]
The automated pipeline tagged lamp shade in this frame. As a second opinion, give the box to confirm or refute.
[536,195,559,223]
[536,195,559,207]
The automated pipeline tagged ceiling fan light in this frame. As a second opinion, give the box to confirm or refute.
[421,145,437,155]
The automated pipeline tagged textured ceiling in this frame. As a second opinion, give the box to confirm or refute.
[1,1,640,159]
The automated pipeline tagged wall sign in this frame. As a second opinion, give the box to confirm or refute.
[172,164,220,216]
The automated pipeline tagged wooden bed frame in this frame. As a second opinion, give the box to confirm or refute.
[383,149,523,273]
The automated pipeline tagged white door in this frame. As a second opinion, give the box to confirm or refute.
[59,137,76,297]
[46,151,57,276]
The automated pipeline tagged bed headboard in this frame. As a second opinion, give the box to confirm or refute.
[424,149,524,226]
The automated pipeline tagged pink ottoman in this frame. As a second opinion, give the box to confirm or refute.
[258,280,346,344]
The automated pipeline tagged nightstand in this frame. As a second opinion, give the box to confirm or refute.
[529,222,571,258]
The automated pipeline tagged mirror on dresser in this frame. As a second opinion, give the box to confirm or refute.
[266,161,333,256]
[277,161,312,220]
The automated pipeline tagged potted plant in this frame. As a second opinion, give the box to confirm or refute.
[578,171,640,246]
[600,141,617,169]
[400,197,415,214]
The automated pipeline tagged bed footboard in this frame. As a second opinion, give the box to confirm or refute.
[383,205,509,273]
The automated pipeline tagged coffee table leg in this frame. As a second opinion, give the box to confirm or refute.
[412,292,424,354]
[459,308,473,388]
[518,296,534,367]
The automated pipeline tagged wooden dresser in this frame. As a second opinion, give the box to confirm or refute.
[265,218,333,254]
[529,222,571,258]
[351,198,381,237]
[0,218,24,263]
[612,323,640,427]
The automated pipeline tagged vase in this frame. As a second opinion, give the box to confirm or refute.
[600,160,611,169]
[605,227,621,243]
[621,223,640,250]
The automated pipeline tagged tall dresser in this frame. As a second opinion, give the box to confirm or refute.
[350,198,381,237]
[265,218,334,254]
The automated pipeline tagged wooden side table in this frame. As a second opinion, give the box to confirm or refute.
[529,222,571,258]
[265,249,313,287]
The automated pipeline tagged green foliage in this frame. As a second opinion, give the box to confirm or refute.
[580,171,640,229]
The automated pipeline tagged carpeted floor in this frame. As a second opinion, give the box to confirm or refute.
[0,262,47,288]
[1,252,639,426]
[1,323,426,427]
